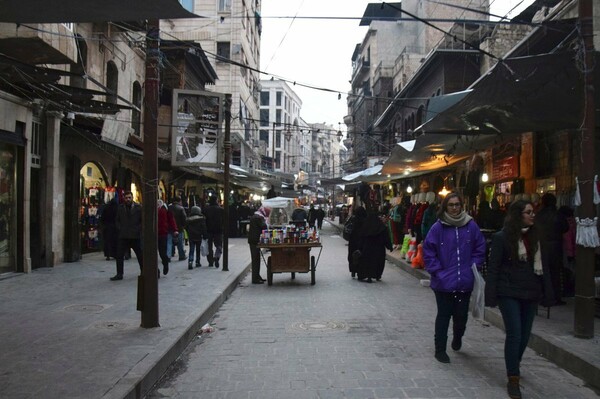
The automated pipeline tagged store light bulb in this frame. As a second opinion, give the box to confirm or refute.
[406,185,413,193]
[481,173,489,183]
[439,186,450,197]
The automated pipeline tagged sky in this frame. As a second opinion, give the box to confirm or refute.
[259,0,536,130]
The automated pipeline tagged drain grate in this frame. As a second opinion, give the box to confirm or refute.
[288,320,348,333]
[93,321,132,330]
[63,304,106,313]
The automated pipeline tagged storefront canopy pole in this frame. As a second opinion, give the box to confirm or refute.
[222,95,232,272]
[574,0,595,339]
[140,21,160,328]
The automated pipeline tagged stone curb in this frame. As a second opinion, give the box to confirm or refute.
[106,262,251,399]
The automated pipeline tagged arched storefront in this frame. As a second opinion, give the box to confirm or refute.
[79,162,110,254]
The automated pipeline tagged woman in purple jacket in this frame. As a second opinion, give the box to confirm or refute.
[423,192,486,363]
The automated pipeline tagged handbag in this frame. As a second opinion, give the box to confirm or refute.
[200,239,209,256]
[471,263,485,320]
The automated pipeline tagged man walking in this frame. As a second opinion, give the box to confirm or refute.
[110,191,143,281]
[169,196,187,261]
[203,195,224,268]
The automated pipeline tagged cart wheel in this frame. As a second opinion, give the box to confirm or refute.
[267,257,273,286]
[311,256,316,285]
[291,272,295,280]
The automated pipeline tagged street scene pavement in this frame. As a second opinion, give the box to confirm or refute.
[148,221,599,399]
[0,238,252,399]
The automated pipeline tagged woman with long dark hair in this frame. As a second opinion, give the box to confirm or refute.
[485,200,542,399]
[423,192,486,363]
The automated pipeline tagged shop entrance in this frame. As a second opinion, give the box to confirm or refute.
[0,143,17,274]
[79,162,109,254]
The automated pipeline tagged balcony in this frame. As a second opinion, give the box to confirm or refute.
[0,23,77,64]
[350,56,370,87]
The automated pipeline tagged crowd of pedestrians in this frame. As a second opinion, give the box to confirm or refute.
[99,187,576,399]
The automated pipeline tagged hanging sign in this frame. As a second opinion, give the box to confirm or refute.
[171,89,224,167]
[492,155,519,181]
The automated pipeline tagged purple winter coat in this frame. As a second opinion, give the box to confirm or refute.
[422,219,486,292]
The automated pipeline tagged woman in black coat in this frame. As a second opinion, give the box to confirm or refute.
[347,206,367,278]
[485,200,544,399]
[355,211,393,282]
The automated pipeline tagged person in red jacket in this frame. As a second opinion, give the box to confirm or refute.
[158,200,178,276]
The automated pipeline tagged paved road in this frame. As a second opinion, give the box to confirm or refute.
[148,221,598,399]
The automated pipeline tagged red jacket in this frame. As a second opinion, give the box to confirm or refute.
[158,207,177,238]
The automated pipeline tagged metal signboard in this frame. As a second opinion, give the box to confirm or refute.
[171,89,224,167]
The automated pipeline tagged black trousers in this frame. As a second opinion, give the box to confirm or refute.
[433,290,471,351]
[206,232,223,266]
[249,243,261,282]
[158,236,169,268]
[116,238,143,276]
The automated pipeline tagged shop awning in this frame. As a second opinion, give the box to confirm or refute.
[383,51,585,176]
[416,51,584,135]
[342,165,383,182]
[0,0,199,23]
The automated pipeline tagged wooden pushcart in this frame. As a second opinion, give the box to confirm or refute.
[257,242,322,285]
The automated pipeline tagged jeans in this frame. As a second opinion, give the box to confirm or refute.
[498,296,537,377]
[433,290,471,352]
[189,240,201,265]
[166,233,173,258]
[174,233,186,259]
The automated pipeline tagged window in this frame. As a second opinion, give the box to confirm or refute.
[276,132,281,147]
[260,91,269,106]
[260,129,269,142]
[62,22,73,31]
[106,61,118,104]
[276,109,281,124]
[71,35,87,89]
[260,109,269,126]
[31,120,42,168]
[131,82,142,136]
[218,0,231,12]
[276,91,282,106]
[216,42,230,62]
[178,0,194,12]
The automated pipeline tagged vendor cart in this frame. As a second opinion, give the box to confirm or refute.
[257,242,322,285]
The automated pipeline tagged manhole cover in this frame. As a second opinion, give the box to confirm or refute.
[289,321,348,333]
[63,304,106,313]
[93,321,131,330]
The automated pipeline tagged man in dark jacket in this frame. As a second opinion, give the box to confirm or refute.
[535,193,569,305]
[169,196,188,261]
[203,195,224,268]
[248,206,270,284]
[111,191,143,281]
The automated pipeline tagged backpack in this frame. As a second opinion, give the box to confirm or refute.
[342,215,356,241]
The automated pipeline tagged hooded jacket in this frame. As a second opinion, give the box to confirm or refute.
[423,219,486,292]
[186,206,208,242]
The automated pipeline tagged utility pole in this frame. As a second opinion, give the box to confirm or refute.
[574,0,595,338]
[222,94,231,272]
[272,122,276,171]
[140,19,160,328]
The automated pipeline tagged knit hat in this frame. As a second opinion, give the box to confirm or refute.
[190,206,202,216]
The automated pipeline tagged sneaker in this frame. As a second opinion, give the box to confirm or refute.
[188,262,193,270]
[110,275,123,281]
[214,260,219,269]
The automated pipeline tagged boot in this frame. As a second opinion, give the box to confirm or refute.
[195,261,201,268]
[188,261,193,270]
[435,337,450,363]
[507,376,521,399]
[451,335,462,351]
